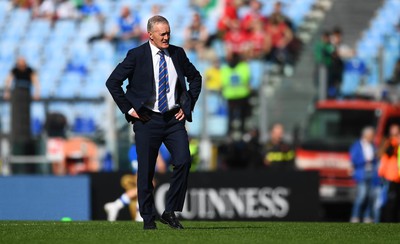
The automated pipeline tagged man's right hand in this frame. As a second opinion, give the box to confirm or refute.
[128,108,150,122]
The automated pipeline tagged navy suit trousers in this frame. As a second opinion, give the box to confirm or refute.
[133,110,191,223]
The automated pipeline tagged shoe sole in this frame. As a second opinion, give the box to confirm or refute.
[160,217,183,229]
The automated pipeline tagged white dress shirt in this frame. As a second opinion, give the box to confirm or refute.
[128,42,178,115]
[360,139,374,171]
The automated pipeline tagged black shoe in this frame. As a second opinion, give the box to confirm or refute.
[160,211,184,229]
[143,222,157,230]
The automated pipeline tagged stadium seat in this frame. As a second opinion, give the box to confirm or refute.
[25,19,52,42]
[341,57,370,96]
[56,72,83,98]
[0,103,11,133]
[0,40,17,64]
[18,41,43,69]
[249,60,264,89]
[78,18,102,41]
[52,20,77,40]
[31,103,45,136]
[72,116,96,135]
[91,41,116,63]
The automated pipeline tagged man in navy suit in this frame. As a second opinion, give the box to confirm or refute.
[106,15,202,230]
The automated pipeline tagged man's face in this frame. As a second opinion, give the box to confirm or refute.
[271,125,284,142]
[364,130,375,142]
[149,22,170,50]
[390,125,399,137]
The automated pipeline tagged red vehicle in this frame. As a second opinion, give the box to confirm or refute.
[296,99,400,202]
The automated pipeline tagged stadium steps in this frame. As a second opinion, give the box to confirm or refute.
[321,0,385,47]
[263,0,385,135]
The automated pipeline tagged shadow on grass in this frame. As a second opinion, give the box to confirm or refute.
[183,226,266,230]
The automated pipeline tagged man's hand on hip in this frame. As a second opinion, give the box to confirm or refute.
[128,108,150,122]
[175,109,185,121]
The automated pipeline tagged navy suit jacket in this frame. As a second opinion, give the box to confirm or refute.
[106,42,202,122]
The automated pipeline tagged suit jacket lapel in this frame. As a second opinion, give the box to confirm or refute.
[145,42,155,90]
[169,47,186,89]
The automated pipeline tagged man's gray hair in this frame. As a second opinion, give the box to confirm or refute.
[147,15,169,32]
[362,126,375,137]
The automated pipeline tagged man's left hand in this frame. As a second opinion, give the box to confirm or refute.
[175,109,185,121]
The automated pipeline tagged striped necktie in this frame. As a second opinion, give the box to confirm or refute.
[158,50,169,113]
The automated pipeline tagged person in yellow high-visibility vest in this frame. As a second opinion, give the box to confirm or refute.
[221,54,251,134]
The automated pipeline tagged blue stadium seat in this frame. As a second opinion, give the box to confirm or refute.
[26,19,52,42]
[55,72,83,98]
[38,71,60,98]
[0,103,11,133]
[31,103,46,135]
[72,116,96,135]
[9,8,31,27]
[18,41,43,69]
[71,104,97,134]
[52,20,77,40]
[341,72,360,97]
[78,18,102,41]
[249,60,264,89]
[97,0,115,17]
[0,40,17,64]
[0,1,10,26]
[341,58,367,96]
[68,41,91,72]
[365,58,379,86]
[91,41,115,63]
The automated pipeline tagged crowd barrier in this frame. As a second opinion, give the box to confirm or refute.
[0,170,319,221]
[0,176,90,220]
[91,170,320,221]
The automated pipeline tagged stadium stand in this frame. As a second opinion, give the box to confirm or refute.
[0,0,320,139]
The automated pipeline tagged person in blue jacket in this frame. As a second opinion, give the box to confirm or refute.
[349,126,381,223]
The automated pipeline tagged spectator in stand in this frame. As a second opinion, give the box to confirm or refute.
[349,127,380,223]
[56,0,79,20]
[140,4,161,41]
[3,57,41,173]
[221,54,251,134]
[264,123,295,170]
[379,124,400,222]
[89,6,141,53]
[205,56,222,92]
[79,0,103,21]
[314,31,334,72]
[111,6,141,40]
[248,19,271,59]
[33,0,56,20]
[270,1,294,31]
[241,0,267,33]
[314,31,334,88]
[184,12,209,59]
[224,20,250,60]
[328,27,353,98]
[217,0,238,37]
[3,56,40,105]
[12,0,38,9]
[331,27,354,59]
[265,14,293,73]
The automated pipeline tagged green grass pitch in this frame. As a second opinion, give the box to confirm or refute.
[1,221,400,243]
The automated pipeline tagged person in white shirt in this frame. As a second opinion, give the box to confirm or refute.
[349,127,381,223]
